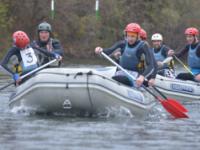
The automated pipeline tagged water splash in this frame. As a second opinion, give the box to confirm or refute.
[10,104,40,116]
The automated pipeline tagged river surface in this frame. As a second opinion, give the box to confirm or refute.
[0,62,200,150]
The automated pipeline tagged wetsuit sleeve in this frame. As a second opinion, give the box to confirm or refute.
[1,48,20,75]
[175,45,189,57]
[196,46,200,57]
[103,40,126,55]
[146,41,158,78]
[149,51,158,79]
[162,45,170,57]
[145,41,151,48]
[137,43,156,78]
[52,39,64,56]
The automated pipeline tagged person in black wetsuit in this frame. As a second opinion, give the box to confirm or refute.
[173,27,200,82]
[95,23,157,87]
[31,21,63,67]
[150,33,175,78]
[1,31,60,85]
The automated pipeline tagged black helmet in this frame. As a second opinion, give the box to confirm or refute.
[38,22,52,32]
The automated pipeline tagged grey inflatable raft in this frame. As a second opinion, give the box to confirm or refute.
[9,67,156,117]
[155,74,200,102]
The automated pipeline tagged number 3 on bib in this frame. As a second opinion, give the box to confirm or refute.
[20,47,38,71]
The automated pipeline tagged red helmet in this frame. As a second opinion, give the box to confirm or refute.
[12,31,30,48]
[124,23,141,34]
[140,29,147,40]
[184,27,199,36]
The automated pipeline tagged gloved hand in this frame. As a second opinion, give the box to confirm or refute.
[52,52,62,61]
[157,61,164,68]
[13,73,20,81]
[95,47,103,55]
[13,73,21,86]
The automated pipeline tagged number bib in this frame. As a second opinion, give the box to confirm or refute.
[20,47,38,67]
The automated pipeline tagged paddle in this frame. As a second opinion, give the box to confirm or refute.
[101,52,189,119]
[152,86,188,113]
[0,59,57,91]
[173,55,193,75]
[162,56,173,64]
[155,56,188,113]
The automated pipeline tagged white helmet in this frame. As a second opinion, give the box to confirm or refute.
[151,33,163,41]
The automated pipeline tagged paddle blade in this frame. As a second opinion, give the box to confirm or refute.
[158,97,189,119]
[167,98,188,113]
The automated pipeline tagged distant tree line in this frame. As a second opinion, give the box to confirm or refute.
[0,0,200,58]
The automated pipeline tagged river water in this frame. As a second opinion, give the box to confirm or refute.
[0,62,200,150]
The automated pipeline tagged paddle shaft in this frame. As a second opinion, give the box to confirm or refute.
[152,86,168,99]
[20,59,57,80]
[162,57,173,64]
[173,55,193,75]
[101,52,158,98]
[0,59,57,91]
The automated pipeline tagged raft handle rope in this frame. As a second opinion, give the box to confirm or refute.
[86,71,94,112]
[74,72,83,79]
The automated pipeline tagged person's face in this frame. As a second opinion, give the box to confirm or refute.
[39,31,50,42]
[126,32,138,45]
[186,34,195,44]
[152,40,162,49]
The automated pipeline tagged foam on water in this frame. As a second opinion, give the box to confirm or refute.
[10,104,39,116]
[9,101,169,122]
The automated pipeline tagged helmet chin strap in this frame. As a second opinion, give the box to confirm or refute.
[195,36,198,43]
[192,36,198,44]
[136,35,139,41]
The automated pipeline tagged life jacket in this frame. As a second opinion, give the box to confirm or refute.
[137,53,146,73]
[33,38,60,67]
[13,63,22,75]
[188,43,200,69]
[120,41,144,71]
[20,47,38,74]
[153,45,174,69]
[152,45,166,62]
